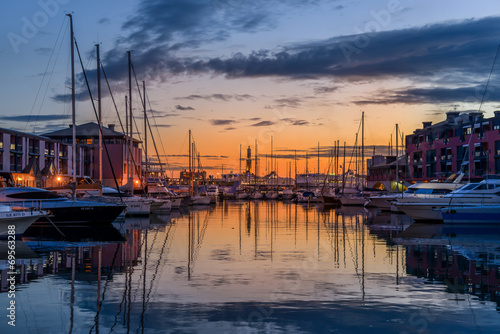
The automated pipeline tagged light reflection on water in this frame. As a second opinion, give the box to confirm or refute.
[1,201,500,333]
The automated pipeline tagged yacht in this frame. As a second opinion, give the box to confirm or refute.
[0,187,125,224]
[0,205,45,237]
[370,180,465,211]
[81,186,152,216]
[394,175,500,221]
[206,185,219,203]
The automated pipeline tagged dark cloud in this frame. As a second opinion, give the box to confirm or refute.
[178,94,253,101]
[274,97,302,108]
[354,85,500,105]
[175,104,195,110]
[210,119,236,125]
[98,17,110,25]
[0,114,70,122]
[224,127,236,130]
[314,86,338,94]
[251,120,274,127]
[153,124,173,128]
[186,17,500,83]
[51,1,500,109]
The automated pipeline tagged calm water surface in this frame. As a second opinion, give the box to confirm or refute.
[1,201,500,333]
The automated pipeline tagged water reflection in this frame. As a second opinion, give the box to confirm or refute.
[0,202,499,333]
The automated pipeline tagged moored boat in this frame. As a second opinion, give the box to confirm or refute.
[441,205,500,224]
[0,187,125,224]
[0,205,45,237]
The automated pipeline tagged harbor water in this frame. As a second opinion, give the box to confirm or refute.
[1,201,500,333]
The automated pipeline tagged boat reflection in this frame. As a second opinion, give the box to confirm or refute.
[396,222,500,309]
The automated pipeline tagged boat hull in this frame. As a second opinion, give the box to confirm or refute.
[442,206,500,224]
[0,211,44,237]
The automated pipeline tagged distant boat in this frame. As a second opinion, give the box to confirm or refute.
[339,194,368,206]
[265,191,279,200]
[250,191,263,199]
[0,205,45,237]
[281,188,294,200]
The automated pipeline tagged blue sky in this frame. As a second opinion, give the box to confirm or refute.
[1,0,500,174]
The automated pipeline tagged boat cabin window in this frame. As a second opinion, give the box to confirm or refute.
[6,191,63,199]
[414,189,433,194]
[459,183,479,191]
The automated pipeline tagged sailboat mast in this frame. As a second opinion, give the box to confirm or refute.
[127,51,133,195]
[342,142,346,194]
[361,111,364,189]
[396,123,399,192]
[189,130,192,195]
[96,43,102,187]
[143,81,147,186]
[67,14,76,197]
[306,152,309,189]
[317,141,320,175]
[125,95,128,185]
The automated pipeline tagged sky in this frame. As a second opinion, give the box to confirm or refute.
[1,0,500,177]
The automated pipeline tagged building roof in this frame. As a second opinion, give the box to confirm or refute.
[44,122,139,141]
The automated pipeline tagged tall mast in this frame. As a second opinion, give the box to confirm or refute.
[294,150,297,188]
[361,111,364,190]
[306,152,309,189]
[317,141,320,175]
[189,130,192,195]
[239,144,241,177]
[143,81,147,186]
[396,123,399,192]
[96,43,102,188]
[271,136,274,186]
[342,142,346,194]
[255,139,258,186]
[125,96,128,185]
[67,14,76,198]
[127,50,133,195]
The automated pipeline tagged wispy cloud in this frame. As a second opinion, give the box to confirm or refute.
[0,114,71,122]
[210,119,237,126]
[251,120,275,127]
[178,93,253,101]
[175,104,195,110]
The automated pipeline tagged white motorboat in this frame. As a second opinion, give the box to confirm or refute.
[206,185,219,204]
[395,175,500,221]
[370,180,465,211]
[0,205,45,237]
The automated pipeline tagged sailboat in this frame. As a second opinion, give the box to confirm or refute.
[339,112,369,206]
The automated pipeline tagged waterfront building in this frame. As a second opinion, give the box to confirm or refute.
[405,111,500,182]
[366,155,407,191]
[0,127,80,187]
[44,122,142,187]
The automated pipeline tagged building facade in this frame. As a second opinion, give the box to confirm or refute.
[0,127,79,187]
[405,111,500,182]
[44,122,142,187]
